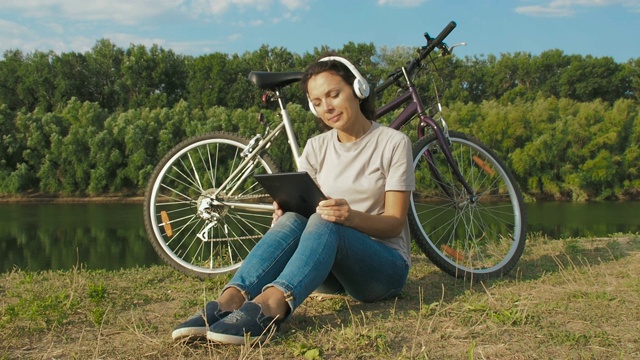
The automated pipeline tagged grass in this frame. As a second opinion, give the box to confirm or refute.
[1,233,640,359]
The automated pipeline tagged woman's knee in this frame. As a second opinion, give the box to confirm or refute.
[306,213,337,230]
[279,212,307,225]
[270,212,307,236]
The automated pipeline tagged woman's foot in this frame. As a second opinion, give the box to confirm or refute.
[206,302,282,344]
[173,287,246,341]
[172,301,231,341]
[253,286,290,319]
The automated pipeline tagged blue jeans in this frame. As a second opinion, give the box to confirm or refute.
[224,212,409,315]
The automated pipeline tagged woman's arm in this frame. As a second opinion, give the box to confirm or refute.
[316,190,411,238]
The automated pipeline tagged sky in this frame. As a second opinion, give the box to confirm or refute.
[0,0,639,63]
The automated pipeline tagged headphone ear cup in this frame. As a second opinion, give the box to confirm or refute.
[353,78,370,99]
[308,97,319,117]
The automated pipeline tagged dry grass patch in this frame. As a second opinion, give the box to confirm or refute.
[1,233,639,359]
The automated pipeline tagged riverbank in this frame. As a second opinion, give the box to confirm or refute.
[2,194,639,204]
[0,195,144,204]
[2,234,639,359]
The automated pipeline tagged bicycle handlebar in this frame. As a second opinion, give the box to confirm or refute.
[420,21,457,61]
[375,21,457,94]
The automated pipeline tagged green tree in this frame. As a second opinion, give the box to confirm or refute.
[622,105,640,197]
[34,99,108,195]
[492,52,536,100]
[187,52,235,108]
[623,58,640,101]
[85,39,125,112]
[0,50,26,110]
[452,55,493,103]
[17,51,57,112]
[121,44,188,109]
[52,52,92,108]
[535,49,570,98]
[559,55,624,103]
[337,41,378,84]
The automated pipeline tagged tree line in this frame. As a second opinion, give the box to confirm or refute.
[0,40,639,200]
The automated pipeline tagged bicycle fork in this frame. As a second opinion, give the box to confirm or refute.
[401,66,477,205]
[418,115,478,205]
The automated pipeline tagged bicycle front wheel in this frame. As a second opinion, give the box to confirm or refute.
[409,131,526,280]
[143,132,279,279]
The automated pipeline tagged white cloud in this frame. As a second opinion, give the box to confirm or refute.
[0,0,313,26]
[272,11,301,24]
[280,0,309,11]
[0,19,35,52]
[377,0,426,7]
[187,0,273,16]
[45,22,65,35]
[515,5,575,16]
[231,19,266,27]
[515,0,640,17]
[0,19,31,38]
[0,0,311,24]
[227,33,243,42]
[0,0,182,25]
[0,0,310,56]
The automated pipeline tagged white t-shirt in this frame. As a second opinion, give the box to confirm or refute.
[298,121,415,263]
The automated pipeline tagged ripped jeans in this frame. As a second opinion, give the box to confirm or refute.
[223,212,409,316]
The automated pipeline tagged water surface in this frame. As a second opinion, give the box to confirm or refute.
[1,202,638,272]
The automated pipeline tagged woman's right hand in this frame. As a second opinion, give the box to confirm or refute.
[271,201,284,227]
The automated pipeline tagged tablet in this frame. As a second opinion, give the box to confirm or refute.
[254,172,327,218]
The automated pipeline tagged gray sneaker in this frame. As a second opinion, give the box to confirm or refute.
[172,301,231,341]
[206,302,282,344]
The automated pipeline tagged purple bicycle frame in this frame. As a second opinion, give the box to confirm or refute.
[374,83,476,200]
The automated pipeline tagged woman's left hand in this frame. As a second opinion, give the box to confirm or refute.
[271,201,284,227]
[316,198,352,225]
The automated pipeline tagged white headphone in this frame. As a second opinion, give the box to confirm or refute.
[307,56,370,117]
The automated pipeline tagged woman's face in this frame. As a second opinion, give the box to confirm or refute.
[307,71,363,132]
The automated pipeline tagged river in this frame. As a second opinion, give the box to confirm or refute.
[0,202,638,272]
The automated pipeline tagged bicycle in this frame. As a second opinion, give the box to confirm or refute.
[143,21,527,281]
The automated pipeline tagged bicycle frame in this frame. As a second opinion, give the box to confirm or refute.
[376,70,477,199]
[206,86,302,214]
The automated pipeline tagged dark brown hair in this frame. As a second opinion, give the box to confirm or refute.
[301,57,376,121]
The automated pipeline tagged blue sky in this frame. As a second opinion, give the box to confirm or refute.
[1,0,638,63]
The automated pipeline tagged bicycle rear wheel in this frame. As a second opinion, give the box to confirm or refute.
[409,131,526,280]
[143,132,279,279]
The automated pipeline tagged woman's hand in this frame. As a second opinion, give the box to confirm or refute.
[316,198,352,225]
[316,191,411,239]
[271,201,284,227]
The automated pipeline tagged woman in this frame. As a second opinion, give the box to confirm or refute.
[172,56,415,345]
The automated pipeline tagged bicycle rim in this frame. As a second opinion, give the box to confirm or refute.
[409,131,526,279]
[143,132,278,278]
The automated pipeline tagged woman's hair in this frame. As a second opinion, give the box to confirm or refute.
[301,57,376,121]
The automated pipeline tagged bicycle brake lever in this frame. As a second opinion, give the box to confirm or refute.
[439,43,451,56]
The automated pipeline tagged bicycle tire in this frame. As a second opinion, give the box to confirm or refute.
[143,132,279,279]
[409,131,526,280]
